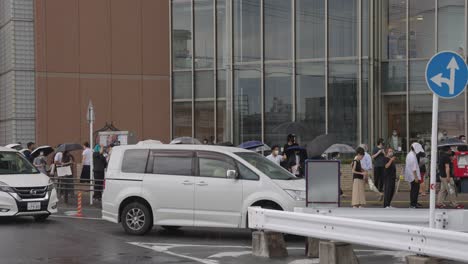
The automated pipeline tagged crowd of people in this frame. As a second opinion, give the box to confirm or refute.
[351,138,466,209]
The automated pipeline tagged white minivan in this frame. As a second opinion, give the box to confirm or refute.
[0,147,58,221]
[102,144,306,235]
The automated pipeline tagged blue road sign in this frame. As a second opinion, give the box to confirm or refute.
[425,51,468,99]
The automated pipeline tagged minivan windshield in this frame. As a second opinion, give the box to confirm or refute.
[235,152,298,180]
[0,152,39,175]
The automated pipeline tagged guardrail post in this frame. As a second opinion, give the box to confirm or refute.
[406,255,440,264]
[306,237,320,258]
[252,231,288,258]
[319,241,359,264]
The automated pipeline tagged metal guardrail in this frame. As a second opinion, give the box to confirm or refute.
[294,207,468,232]
[248,207,468,262]
[49,177,104,192]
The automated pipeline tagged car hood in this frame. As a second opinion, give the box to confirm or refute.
[0,173,50,187]
[272,178,306,191]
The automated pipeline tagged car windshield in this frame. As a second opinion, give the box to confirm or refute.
[0,152,39,175]
[235,152,297,180]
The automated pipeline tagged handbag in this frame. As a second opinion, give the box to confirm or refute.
[57,166,72,177]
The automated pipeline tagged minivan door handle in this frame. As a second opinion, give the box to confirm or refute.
[196,181,208,186]
[182,180,194,185]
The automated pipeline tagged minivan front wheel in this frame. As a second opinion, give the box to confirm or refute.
[121,202,152,235]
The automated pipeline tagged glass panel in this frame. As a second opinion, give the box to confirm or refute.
[172,0,193,70]
[194,0,214,69]
[122,150,149,174]
[233,0,261,63]
[384,0,407,60]
[154,156,193,176]
[382,61,406,93]
[199,157,235,178]
[362,60,369,144]
[217,69,229,143]
[409,60,428,91]
[408,94,432,145]
[328,0,358,58]
[173,102,192,138]
[234,65,261,144]
[296,62,326,143]
[296,0,325,59]
[409,0,435,59]
[173,71,192,100]
[328,61,358,145]
[382,95,407,152]
[195,101,215,143]
[217,0,230,68]
[264,64,293,147]
[438,0,466,139]
[362,0,369,57]
[264,0,292,61]
[195,70,214,99]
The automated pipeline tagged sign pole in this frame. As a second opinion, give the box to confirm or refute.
[429,94,438,228]
[87,101,95,206]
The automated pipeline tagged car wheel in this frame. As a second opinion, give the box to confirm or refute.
[34,214,49,222]
[162,226,181,231]
[121,202,153,236]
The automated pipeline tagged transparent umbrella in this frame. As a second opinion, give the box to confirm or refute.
[170,137,202,145]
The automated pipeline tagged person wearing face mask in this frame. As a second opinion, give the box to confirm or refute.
[266,145,284,166]
[387,129,402,152]
[383,148,397,208]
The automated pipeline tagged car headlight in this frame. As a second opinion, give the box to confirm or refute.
[0,181,15,193]
[284,189,306,201]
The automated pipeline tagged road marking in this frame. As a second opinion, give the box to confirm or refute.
[207,251,251,258]
[288,259,320,264]
[129,242,219,264]
[50,215,103,221]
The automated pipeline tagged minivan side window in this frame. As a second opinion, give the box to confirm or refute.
[197,152,236,178]
[150,151,194,176]
[121,150,149,173]
[236,162,259,180]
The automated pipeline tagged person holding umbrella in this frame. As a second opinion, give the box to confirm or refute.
[285,146,307,177]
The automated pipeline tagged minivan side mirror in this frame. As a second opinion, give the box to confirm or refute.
[226,169,238,179]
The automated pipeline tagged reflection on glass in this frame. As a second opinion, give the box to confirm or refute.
[173,71,192,100]
[409,60,428,91]
[328,61,358,145]
[296,62,325,143]
[234,66,261,144]
[382,61,406,93]
[172,0,192,69]
[217,70,229,142]
[439,96,466,138]
[194,0,214,69]
[362,61,369,144]
[382,95,407,152]
[409,0,435,59]
[296,0,325,59]
[264,64,293,147]
[234,0,261,63]
[195,101,215,143]
[385,0,407,60]
[408,93,432,144]
[328,0,357,58]
[217,0,230,68]
[264,0,292,61]
[195,71,214,99]
[438,0,465,55]
[362,0,369,57]
[173,102,192,138]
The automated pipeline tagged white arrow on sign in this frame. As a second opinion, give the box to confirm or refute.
[430,57,459,95]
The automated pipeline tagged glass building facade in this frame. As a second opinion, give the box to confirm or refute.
[171,0,468,149]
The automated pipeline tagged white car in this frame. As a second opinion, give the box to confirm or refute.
[102,144,306,235]
[0,147,58,221]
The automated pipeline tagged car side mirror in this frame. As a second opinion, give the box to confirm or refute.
[226,169,238,179]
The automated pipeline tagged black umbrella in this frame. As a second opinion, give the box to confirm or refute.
[438,138,467,148]
[56,143,83,153]
[304,134,337,158]
[31,146,54,158]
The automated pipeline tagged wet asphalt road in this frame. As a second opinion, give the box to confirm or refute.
[0,211,454,264]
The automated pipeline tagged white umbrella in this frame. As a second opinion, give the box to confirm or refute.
[5,144,22,150]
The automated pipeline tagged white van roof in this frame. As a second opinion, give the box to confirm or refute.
[114,144,250,154]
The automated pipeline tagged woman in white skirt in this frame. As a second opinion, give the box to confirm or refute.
[352,147,368,208]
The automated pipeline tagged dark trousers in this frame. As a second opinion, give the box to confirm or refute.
[374,167,385,192]
[59,175,74,203]
[93,171,105,199]
[410,180,420,207]
[383,176,396,208]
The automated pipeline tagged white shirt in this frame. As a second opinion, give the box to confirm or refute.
[361,152,373,171]
[82,148,92,166]
[54,152,63,164]
[266,154,282,165]
[404,151,421,182]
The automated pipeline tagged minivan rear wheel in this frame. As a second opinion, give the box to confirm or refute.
[121,202,152,235]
